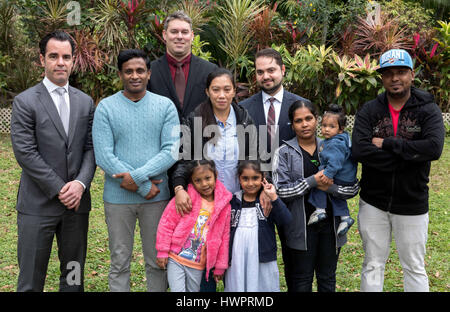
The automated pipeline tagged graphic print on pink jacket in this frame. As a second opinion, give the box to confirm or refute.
[156,179,232,280]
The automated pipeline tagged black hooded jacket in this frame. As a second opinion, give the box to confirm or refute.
[351,87,445,215]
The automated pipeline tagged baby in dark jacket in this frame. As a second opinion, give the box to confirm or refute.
[308,104,357,236]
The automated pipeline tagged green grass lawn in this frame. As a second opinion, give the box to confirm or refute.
[0,133,448,292]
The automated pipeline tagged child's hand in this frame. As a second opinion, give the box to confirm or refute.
[262,178,278,201]
[156,257,168,269]
[214,273,224,283]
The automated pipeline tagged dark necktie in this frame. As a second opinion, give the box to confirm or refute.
[175,62,186,108]
[267,97,276,143]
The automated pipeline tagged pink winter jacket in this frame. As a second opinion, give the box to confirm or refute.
[156,179,232,279]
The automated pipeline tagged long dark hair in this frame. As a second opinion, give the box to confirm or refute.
[198,68,236,143]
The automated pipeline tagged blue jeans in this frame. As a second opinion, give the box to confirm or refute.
[284,218,340,292]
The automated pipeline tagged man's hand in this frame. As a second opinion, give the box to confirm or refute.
[156,257,168,269]
[175,188,192,217]
[59,181,84,211]
[145,180,163,200]
[372,137,384,149]
[113,172,138,192]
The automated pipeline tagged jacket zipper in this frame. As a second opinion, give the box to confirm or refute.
[387,170,396,212]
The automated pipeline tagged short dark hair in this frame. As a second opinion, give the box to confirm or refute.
[39,30,75,56]
[288,100,318,124]
[255,48,284,68]
[323,103,347,130]
[164,10,192,31]
[117,49,151,71]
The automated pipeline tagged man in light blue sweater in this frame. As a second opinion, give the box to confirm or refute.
[93,49,180,292]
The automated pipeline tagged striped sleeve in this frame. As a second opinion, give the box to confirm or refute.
[272,145,315,199]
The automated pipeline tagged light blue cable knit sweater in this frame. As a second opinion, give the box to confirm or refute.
[93,91,180,204]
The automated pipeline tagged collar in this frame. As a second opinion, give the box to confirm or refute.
[43,76,69,94]
[215,104,236,127]
[166,52,191,66]
[262,86,284,104]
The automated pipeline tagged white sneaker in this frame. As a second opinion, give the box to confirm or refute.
[307,210,327,225]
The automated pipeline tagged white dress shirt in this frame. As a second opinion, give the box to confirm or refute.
[262,87,284,125]
[42,76,71,117]
[42,77,85,191]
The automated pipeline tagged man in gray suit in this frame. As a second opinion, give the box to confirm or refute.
[10,30,96,292]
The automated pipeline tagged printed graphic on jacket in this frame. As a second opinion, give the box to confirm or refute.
[373,111,420,140]
[178,200,214,262]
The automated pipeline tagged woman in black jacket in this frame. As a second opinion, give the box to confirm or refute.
[169,68,256,291]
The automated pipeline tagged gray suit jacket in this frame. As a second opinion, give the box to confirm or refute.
[10,81,96,216]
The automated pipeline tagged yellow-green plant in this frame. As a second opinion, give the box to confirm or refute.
[330,52,381,113]
[215,0,264,81]
[90,0,127,64]
[191,35,214,62]
[273,43,334,109]
[173,0,212,34]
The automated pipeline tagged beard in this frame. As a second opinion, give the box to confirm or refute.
[260,80,283,95]
[386,87,410,100]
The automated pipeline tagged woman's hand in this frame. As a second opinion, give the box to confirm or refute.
[156,257,168,269]
[175,188,192,216]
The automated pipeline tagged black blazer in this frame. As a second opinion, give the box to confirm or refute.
[10,82,96,216]
[147,53,218,120]
[239,90,310,145]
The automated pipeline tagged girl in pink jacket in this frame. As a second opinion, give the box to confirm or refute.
[156,160,232,292]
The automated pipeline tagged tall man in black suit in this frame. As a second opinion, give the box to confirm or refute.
[10,30,96,292]
[147,10,217,120]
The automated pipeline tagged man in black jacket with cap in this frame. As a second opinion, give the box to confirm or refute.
[352,49,445,292]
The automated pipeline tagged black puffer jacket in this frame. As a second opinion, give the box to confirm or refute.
[352,87,445,215]
[171,102,256,189]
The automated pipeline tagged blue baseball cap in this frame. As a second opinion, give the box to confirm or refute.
[377,49,413,72]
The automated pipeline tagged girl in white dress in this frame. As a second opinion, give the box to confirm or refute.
[225,160,292,292]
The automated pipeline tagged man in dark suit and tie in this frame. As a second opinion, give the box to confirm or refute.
[240,48,310,163]
[10,30,96,292]
[147,10,217,120]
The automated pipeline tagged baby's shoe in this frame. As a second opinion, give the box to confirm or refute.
[337,217,355,236]
[307,210,327,225]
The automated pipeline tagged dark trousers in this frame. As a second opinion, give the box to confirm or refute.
[199,269,216,292]
[17,210,89,292]
[284,218,340,292]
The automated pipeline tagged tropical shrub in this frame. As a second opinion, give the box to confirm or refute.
[330,53,381,113]
[273,43,335,111]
